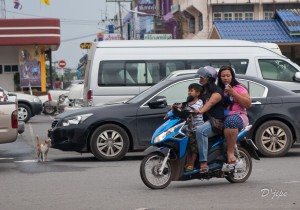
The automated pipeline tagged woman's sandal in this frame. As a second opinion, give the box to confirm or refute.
[199,165,209,173]
[185,166,194,172]
[227,157,237,165]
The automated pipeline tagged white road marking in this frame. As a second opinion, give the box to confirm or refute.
[28,123,35,145]
[283,181,300,184]
[0,157,14,160]
[14,160,38,163]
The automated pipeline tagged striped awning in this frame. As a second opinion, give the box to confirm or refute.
[0,18,60,50]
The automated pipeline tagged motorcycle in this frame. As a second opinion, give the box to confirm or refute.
[140,101,260,189]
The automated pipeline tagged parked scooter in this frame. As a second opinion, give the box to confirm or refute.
[140,99,260,189]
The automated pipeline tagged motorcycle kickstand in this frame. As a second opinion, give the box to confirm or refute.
[158,149,170,175]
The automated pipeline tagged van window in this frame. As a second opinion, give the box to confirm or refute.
[98,59,249,86]
[258,59,298,82]
[187,59,248,74]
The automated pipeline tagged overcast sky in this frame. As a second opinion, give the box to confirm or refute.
[5,0,130,69]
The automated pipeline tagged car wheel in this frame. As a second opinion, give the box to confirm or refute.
[90,124,129,161]
[43,101,57,115]
[255,120,293,157]
[18,104,31,123]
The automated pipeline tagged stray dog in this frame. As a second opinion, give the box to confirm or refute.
[36,136,51,162]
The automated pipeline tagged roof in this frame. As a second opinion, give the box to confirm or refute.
[213,9,300,44]
[95,39,261,48]
[275,9,300,36]
[213,20,300,43]
[0,18,60,50]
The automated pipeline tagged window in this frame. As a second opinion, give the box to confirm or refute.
[258,59,298,82]
[184,11,195,33]
[98,59,249,87]
[213,12,222,21]
[157,79,198,105]
[244,12,254,20]
[234,12,243,20]
[224,12,233,20]
[187,59,249,74]
[0,65,2,74]
[99,60,186,86]
[238,79,267,98]
[264,11,273,20]
[4,65,18,73]
[198,13,203,31]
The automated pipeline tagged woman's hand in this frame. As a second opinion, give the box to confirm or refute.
[224,85,236,96]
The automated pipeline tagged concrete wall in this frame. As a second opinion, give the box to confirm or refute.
[0,46,19,91]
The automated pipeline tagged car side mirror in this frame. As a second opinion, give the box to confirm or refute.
[148,96,167,109]
[294,72,300,82]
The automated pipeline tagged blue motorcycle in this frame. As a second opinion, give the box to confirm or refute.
[140,103,260,189]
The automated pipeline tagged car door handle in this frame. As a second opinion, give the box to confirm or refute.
[251,101,262,105]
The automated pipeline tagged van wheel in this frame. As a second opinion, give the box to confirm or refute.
[18,104,31,123]
[90,124,129,161]
[255,120,292,157]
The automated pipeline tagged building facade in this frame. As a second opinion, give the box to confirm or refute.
[117,0,300,40]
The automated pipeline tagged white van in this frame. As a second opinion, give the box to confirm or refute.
[83,39,300,106]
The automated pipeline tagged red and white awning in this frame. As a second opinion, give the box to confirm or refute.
[0,18,60,50]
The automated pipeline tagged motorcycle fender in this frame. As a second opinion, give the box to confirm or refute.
[240,139,260,160]
[143,146,170,157]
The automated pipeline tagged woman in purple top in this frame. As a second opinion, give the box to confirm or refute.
[217,66,252,164]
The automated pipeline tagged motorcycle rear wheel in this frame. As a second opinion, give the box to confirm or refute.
[226,147,252,183]
[140,152,172,189]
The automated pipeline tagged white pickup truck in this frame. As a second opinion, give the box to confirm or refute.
[0,89,18,144]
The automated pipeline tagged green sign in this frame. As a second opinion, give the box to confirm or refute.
[144,34,172,40]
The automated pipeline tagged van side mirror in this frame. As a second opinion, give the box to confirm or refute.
[148,96,167,109]
[295,72,300,82]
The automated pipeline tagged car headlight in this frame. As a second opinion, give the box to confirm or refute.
[33,97,41,103]
[62,113,93,126]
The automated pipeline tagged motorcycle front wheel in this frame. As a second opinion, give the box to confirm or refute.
[140,152,172,189]
[226,147,252,183]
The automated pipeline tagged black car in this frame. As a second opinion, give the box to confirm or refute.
[48,74,300,160]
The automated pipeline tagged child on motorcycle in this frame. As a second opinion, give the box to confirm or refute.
[169,83,204,171]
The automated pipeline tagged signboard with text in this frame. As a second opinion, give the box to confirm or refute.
[104,34,122,40]
[137,4,157,14]
[144,34,172,40]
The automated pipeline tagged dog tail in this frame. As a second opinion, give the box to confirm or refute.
[35,135,41,146]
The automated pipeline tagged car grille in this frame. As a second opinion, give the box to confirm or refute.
[52,120,58,128]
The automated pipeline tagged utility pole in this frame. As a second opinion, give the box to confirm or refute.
[0,0,6,18]
[118,2,124,39]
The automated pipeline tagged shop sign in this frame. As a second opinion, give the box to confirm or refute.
[144,34,172,40]
[137,4,156,14]
[104,34,122,40]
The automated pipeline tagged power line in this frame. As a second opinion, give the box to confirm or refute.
[61,33,99,42]
[6,10,100,25]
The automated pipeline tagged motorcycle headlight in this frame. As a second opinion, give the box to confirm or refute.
[154,127,176,143]
[62,113,93,126]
